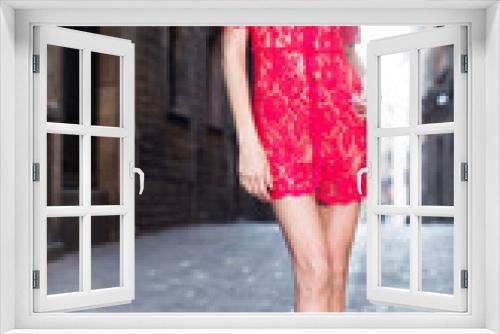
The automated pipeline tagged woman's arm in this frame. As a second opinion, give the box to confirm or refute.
[342,27,367,119]
[222,26,273,202]
[341,26,365,77]
[221,27,260,148]
[345,44,365,79]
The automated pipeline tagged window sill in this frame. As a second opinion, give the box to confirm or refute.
[3,328,497,334]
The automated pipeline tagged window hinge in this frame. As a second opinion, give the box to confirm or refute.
[461,162,468,181]
[461,269,468,289]
[32,163,40,182]
[32,54,40,73]
[32,270,40,289]
[461,54,468,73]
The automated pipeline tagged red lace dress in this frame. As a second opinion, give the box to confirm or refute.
[224,26,367,204]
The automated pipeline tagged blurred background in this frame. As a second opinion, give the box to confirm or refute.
[44,25,454,312]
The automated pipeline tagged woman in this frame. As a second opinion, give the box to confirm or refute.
[222,25,367,312]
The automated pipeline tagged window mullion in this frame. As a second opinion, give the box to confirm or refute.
[409,48,420,294]
[81,48,92,293]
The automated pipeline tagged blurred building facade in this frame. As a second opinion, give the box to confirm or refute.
[83,26,273,227]
[46,26,274,261]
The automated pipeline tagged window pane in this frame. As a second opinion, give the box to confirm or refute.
[379,51,410,128]
[91,216,121,289]
[91,52,121,127]
[47,45,80,124]
[47,217,80,294]
[380,215,410,289]
[421,216,454,294]
[47,133,80,206]
[420,45,454,124]
[421,133,454,206]
[91,137,120,205]
[379,136,410,205]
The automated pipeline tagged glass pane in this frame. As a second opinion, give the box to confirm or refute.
[47,217,80,294]
[91,52,121,127]
[379,51,410,128]
[91,137,120,205]
[421,133,454,206]
[380,215,410,289]
[47,45,80,124]
[91,216,121,289]
[379,136,410,205]
[420,45,454,124]
[47,134,80,206]
[421,216,454,294]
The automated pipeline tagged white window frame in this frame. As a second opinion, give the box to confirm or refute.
[365,25,468,312]
[32,25,136,312]
[0,1,498,333]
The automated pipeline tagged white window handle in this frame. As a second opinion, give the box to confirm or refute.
[357,167,368,195]
[130,162,145,195]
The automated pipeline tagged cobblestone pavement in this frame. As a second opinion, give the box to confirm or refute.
[47,220,452,313]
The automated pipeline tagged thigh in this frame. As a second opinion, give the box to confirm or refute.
[271,195,328,267]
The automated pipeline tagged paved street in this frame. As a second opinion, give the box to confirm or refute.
[48,219,452,313]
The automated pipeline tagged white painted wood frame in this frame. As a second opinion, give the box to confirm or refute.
[32,26,136,312]
[0,1,498,333]
[366,25,468,312]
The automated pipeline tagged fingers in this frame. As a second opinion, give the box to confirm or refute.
[239,168,273,203]
[265,163,273,192]
[257,175,270,202]
[254,172,271,202]
[239,173,261,201]
[255,163,272,202]
[251,174,267,202]
[352,91,367,119]
[259,171,271,202]
[352,100,366,119]
[239,173,255,197]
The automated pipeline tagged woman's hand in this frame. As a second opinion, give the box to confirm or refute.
[238,138,273,203]
[352,90,367,119]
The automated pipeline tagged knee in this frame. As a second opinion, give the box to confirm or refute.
[331,264,348,288]
[295,255,331,295]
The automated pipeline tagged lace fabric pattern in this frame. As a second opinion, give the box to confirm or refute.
[224,26,367,204]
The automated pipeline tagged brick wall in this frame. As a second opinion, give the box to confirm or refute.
[74,26,274,231]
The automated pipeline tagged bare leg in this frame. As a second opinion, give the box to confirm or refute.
[318,201,360,312]
[271,195,331,312]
